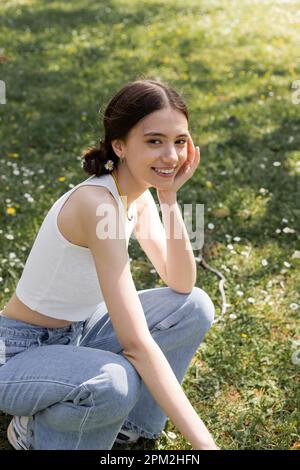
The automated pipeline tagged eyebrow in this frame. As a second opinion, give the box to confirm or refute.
[143,132,189,138]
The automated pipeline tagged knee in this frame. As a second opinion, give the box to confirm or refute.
[38,360,142,432]
[67,357,141,420]
[100,358,142,415]
[188,286,215,333]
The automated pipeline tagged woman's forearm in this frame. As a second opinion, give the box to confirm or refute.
[123,339,218,450]
[159,195,197,294]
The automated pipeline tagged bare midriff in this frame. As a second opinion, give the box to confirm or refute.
[0,187,93,329]
[1,293,73,328]
[0,185,120,329]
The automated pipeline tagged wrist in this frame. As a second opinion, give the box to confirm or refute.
[191,432,218,450]
[194,439,219,450]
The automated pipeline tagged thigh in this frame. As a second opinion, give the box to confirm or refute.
[0,341,138,417]
[80,286,198,353]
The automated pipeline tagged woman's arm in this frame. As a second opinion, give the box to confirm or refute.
[80,188,218,450]
[157,192,197,294]
[123,340,218,450]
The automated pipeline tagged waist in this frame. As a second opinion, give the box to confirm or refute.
[1,295,74,328]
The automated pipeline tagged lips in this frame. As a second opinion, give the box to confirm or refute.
[151,167,177,172]
[151,167,177,177]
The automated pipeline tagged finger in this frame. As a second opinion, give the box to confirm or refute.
[195,146,200,167]
[186,137,194,165]
[190,144,198,167]
[186,137,191,159]
[196,146,201,161]
[188,135,195,155]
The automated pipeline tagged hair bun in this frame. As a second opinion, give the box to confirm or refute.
[81,141,107,176]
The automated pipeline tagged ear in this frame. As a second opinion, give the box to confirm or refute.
[111,139,125,158]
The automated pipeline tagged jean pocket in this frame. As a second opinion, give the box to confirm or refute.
[152,309,184,331]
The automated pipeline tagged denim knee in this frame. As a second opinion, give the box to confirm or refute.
[187,286,215,333]
[99,358,142,416]
[44,359,143,430]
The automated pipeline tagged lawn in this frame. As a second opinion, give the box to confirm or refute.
[0,0,299,450]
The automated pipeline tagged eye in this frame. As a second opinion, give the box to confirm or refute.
[147,139,187,145]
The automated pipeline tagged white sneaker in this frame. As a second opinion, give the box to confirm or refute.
[115,428,140,444]
[8,415,139,448]
[7,416,30,450]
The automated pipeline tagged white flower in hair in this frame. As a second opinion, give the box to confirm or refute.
[104,159,114,171]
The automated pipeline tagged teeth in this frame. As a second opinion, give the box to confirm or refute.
[153,167,176,174]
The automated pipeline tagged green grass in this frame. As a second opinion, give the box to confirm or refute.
[0,0,299,450]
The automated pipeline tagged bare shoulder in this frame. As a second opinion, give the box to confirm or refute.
[76,184,125,248]
[75,184,117,217]
[75,184,114,203]
[76,185,151,216]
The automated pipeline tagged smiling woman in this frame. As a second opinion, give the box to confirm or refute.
[0,77,217,450]
[80,80,193,210]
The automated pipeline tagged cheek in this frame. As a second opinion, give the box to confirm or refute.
[180,153,187,164]
[179,147,187,158]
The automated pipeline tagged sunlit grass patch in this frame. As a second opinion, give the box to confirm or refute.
[0,0,299,450]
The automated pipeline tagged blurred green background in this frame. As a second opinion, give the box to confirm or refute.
[0,0,299,450]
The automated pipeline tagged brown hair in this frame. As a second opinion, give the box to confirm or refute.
[81,77,189,177]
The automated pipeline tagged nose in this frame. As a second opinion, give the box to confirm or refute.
[161,144,180,165]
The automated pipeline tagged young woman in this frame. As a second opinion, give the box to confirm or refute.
[0,78,218,450]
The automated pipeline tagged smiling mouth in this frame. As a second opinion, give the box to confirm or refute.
[151,167,177,175]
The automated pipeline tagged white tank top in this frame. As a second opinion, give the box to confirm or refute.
[15,174,137,321]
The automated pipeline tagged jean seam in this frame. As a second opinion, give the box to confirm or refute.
[122,418,161,440]
[75,383,95,450]
[0,378,77,388]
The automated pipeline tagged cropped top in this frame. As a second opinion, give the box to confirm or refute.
[15,174,137,321]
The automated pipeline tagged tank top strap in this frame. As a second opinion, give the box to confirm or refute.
[51,174,119,212]
[50,173,136,231]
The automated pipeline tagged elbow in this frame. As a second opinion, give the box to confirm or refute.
[167,281,196,295]
[122,336,156,359]
[166,267,197,295]
[171,288,193,295]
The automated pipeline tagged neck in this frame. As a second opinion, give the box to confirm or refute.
[112,164,150,211]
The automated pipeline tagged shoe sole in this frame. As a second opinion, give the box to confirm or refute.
[115,432,139,445]
[8,419,137,448]
[115,439,138,444]
[7,420,28,450]
[8,419,140,448]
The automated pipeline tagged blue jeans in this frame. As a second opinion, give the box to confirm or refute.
[0,286,215,450]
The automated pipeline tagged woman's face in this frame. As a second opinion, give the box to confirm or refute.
[118,106,189,189]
